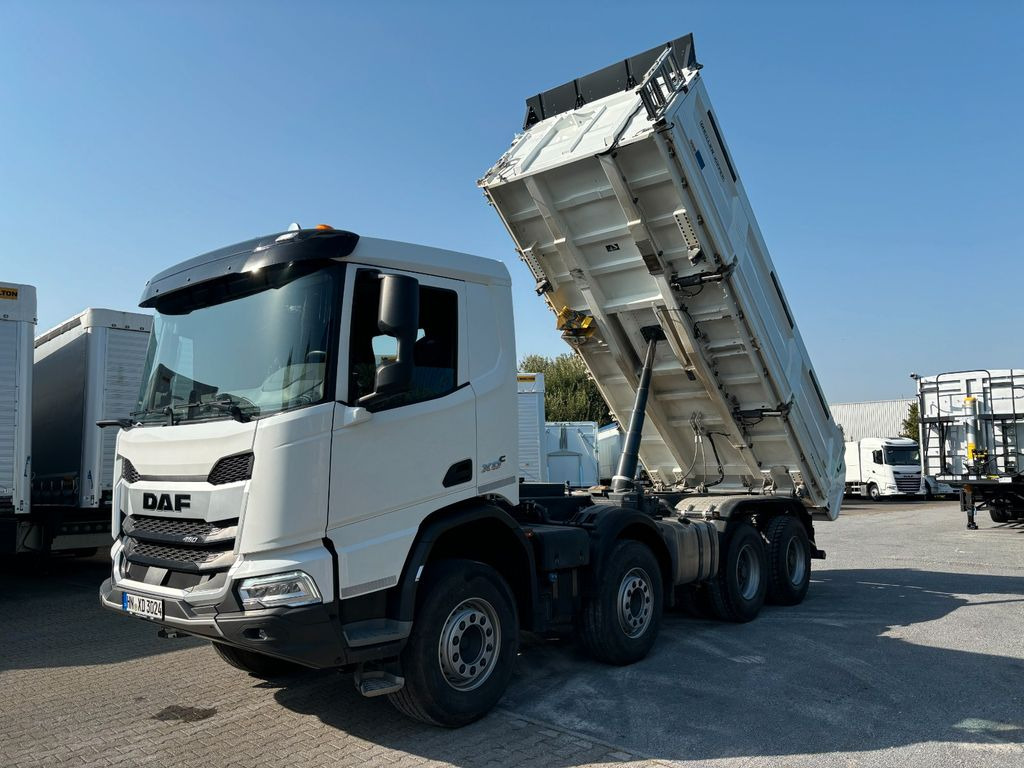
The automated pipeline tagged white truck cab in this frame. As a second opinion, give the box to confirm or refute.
[844,437,923,500]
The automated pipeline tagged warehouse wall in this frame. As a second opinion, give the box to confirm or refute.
[829,399,915,441]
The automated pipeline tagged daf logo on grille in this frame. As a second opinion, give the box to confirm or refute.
[142,492,191,512]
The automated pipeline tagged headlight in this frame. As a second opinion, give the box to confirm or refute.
[238,571,321,610]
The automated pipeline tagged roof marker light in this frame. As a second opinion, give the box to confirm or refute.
[315,224,334,230]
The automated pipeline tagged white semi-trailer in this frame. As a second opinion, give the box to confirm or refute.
[100,36,844,727]
[0,283,36,551]
[30,309,152,553]
[918,369,1024,527]
[843,438,924,500]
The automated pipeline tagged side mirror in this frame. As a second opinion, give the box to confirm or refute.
[359,273,419,406]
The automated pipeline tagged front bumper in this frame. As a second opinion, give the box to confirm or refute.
[100,577,407,668]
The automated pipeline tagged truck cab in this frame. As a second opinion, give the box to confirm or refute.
[844,437,923,500]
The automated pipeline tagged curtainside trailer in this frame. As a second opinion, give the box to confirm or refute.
[30,309,152,553]
[100,35,843,728]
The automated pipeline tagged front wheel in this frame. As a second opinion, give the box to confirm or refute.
[764,516,811,605]
[867,484,881,501]
[211,642,301,678]
[581,540,664,665]
[707,522,767,622]
[388,560,518,727]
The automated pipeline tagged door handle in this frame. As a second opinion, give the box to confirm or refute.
[340,406,372,428]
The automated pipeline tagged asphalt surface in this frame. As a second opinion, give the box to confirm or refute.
[2,498,1022,767]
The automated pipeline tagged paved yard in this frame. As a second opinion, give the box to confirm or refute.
[2,499,1022,767]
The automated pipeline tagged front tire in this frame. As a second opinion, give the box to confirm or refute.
[707,521,767,622]
[388,560,518,727]
[211,642,300,678]
[764,516,811,605]
[581,540,664,665]
[867,483,881,501]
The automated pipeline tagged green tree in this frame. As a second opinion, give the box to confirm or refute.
[520,353,612,425]
[902,401,920,441]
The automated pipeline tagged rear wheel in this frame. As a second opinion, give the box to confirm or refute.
[764,516,811,605]
[581,540,663,665]
[707,522,767,622]
[990,507,1011,523]
[211,642,301,678]
[388,560,518,727]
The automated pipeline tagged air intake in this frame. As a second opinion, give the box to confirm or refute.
[207,453,254,485]
[121,458,141,484]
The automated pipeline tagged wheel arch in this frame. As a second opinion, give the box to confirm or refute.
[391,501,538,631]
[588,508,675,598]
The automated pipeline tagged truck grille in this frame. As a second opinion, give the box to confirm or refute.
[895,474,921,493]
[122,515,238,573]
[124,538,234,569]
[208,453,253,485]
[121,458,140,484]
[123,514,237,545]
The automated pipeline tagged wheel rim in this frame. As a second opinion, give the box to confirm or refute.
[735,543,762,601]
[437,598,500,691]
[785,535,807,587]
[616,567,654,638]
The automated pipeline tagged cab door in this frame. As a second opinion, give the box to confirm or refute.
[327,266,476,599]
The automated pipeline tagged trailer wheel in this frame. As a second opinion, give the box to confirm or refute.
[388,560,518,727]
[211,642,301,678]
[989,507,1010,523]
[707,522,767,622]
[867,483,881,501]
[581,540,663,665]
[764,516,811,606]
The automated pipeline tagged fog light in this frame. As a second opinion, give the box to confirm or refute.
[238,571,321,610]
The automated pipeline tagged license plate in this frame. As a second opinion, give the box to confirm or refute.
[122,592,163,620]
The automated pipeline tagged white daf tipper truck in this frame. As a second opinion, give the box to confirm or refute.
[843,438,924,500]
[101,36,844,728]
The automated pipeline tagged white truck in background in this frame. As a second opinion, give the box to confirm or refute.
[844,438,924,500]
[0,283,36,548]
[100,35,844,728]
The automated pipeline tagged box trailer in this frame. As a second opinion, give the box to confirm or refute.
[544,421,598,487]
[918,369,1024,526]
[29,309,151,552]
[0,283,36,535]
[517,372,547,482]
[597,423,624,484]
[101,35,844,728]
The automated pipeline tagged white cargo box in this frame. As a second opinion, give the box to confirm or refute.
[919,369,1024,480]
[517,373,547,482]
[545,421,599,487]
[0,283,36,514]
[482,36,844,517]
[33,309,152,509]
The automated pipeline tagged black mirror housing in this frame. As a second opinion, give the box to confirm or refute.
[359,273,419,406]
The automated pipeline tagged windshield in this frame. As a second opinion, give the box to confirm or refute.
[136,262,342,424]
[883,446,920,466]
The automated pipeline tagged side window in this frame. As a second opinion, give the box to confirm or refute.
[348,269,458,409]
[872,450,883,465]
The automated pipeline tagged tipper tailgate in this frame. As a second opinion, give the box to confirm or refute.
[481,36,844,517]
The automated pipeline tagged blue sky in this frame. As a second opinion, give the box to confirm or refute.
[2,1,1021,402]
